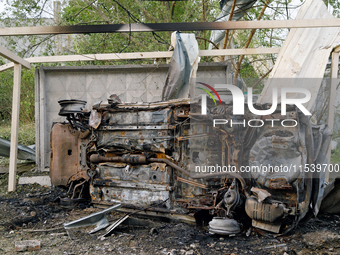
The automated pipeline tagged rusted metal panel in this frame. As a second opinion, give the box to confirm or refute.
[50,123,79,186]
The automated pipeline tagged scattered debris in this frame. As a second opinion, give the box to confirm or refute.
[0,137,35,161]
[22,227,64,233]
[103,214,130,237]
[0,183,339,254]
[302,231,340,250]
[103,199,168,237]
[320,177,340,214]
[149,227,159,235]
[263,244,287,249]
[26,191,52,197]
[63,204,121,234]
[250,187,271,203]
[15,240,40,252]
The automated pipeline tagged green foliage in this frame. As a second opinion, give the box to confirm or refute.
[331,144,340,164]
[233,0,289,80]
[60,0,219,60]
[331,127,340,164]
[331,104,340,164]
[4,0,47,19]
[1,0,56,58]
[0,66,35,123]
[322,0,340,17]
[0,66,13,121]
[20,68,36,122]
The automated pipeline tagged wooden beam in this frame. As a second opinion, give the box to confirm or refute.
[8,63,22,192]
[199,47,281,56]
[0,62,15,72]
[0,47,281,72]
[28,51,174,62]
[1,19,340,36]
[334,44,340,53]
[326,51,339,182]
[0,46,31,69]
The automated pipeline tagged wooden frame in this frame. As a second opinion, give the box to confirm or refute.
[0,46,30,69]
[0,48,281,72]
[8,63,22,192]
[334,44,340,54]
[0,47,31,192]
[0,19,340,36]
[1,10,339,191]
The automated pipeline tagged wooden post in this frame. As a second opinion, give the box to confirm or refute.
[326,51,339,182]
[8,63,22,192]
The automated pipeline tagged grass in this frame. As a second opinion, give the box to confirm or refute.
[0,121,35,146]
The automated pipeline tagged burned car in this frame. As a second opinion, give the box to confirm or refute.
[50,91,332,235]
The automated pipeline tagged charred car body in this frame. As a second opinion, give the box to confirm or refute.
[50,95,332,235]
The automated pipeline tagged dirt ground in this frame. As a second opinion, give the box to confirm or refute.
[0,174,340,255]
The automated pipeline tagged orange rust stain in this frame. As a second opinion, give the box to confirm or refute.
[155,153,167,159]
[105,152,118,157]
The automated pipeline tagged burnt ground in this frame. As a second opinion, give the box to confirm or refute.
[0,176,340,255]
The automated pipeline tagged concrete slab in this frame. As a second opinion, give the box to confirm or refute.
[18,176,52,186]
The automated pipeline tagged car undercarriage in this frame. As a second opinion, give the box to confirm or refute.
[50,96,332,235]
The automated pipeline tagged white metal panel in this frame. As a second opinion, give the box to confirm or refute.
[257,0,340,110]
[35,63,228,171]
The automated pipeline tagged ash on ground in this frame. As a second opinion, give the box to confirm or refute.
[0,182,339,255]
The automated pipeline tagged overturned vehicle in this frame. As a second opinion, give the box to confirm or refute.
[50,92,332,235]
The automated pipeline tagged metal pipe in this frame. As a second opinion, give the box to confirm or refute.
[148,158,191,176]
[191,172,247,192]
[89,154,147,164]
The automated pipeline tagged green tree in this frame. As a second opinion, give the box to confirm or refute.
[60,0,220,65]
[0,0,338,123]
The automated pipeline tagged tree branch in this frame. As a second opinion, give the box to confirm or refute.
[133,0,158,23]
